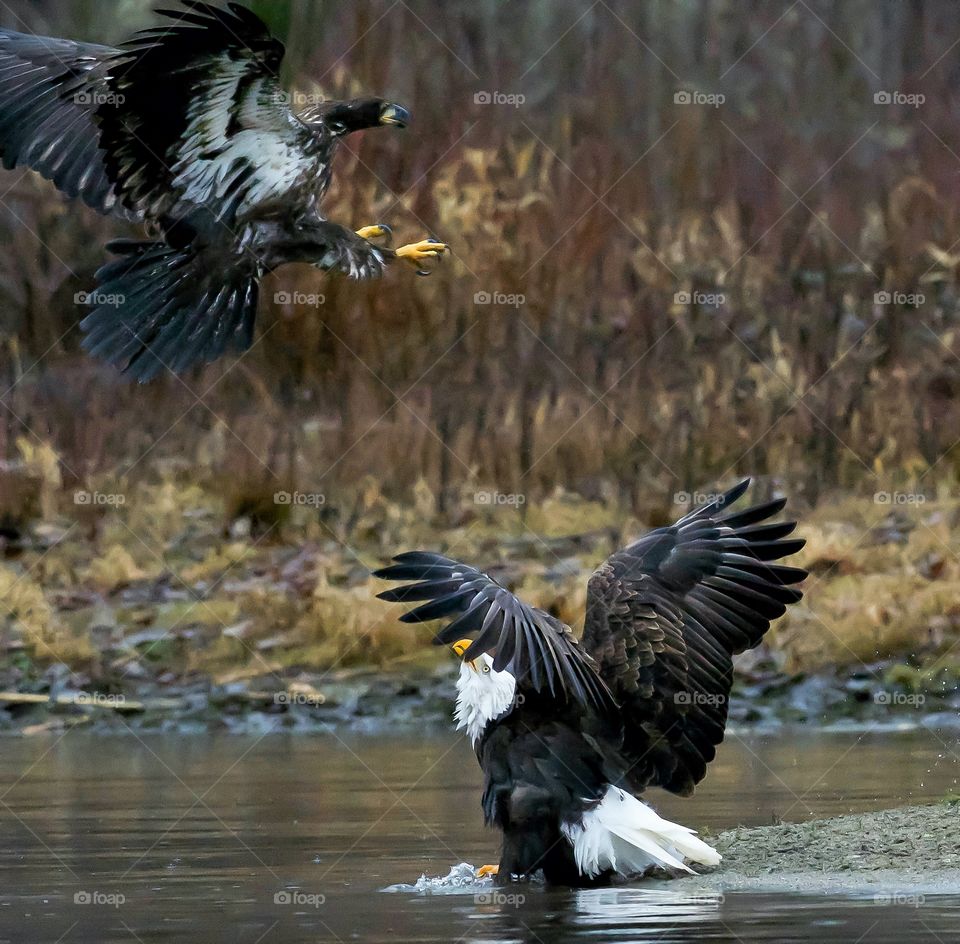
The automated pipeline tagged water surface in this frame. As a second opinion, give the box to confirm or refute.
[1,728,958,942]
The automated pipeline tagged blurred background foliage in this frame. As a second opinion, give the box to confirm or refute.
[3,0,960,692]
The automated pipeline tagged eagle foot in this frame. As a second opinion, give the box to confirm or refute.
[356,224,393,242]
[396,238,448,276]
[476,864,499,878]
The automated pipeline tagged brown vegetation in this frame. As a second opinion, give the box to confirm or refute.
[2,1,960,687]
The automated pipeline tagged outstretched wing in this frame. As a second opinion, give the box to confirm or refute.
[0,31,126,214]
[0,4,317,223]
[99,1,304,221]
[582,480,806,796]
[374,552,616,716]
[80,214,394,382]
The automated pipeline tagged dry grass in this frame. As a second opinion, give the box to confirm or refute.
[781,494,960,672]
[2,1,960,686]
[1,459,959,688]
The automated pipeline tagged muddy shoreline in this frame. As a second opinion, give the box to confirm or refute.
[392,804,960,898]
[664,804,960,895]
[1,658,958,735]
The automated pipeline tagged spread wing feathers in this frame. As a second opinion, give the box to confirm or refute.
[79,216,391,381]
[582,480,807,796]
[375,552,616,716]
[80,237,259,383]
[98,2,307,221]
[0,30,127,214]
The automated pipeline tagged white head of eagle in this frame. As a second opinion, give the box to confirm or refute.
[452,641,517,746]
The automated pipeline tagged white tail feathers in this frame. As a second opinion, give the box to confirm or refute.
[561,786,722,879]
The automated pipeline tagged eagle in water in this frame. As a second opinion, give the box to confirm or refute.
[0,1,447,381]
[376,481,807,886]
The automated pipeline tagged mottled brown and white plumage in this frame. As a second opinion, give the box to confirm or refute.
[0,2,435,381]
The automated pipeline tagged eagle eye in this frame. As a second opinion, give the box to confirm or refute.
[482,665,491,674]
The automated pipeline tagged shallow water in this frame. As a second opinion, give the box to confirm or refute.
[1,728,959,942]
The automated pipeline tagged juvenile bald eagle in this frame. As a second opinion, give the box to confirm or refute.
[0,1,446,381]
[375,481,807,886]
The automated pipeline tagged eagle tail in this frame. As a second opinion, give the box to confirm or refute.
[80,239,259,383]
[563,786,721,878]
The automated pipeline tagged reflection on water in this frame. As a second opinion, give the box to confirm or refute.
[459,888,960,943]
[0,729,957,942]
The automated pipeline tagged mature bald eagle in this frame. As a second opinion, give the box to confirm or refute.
[376,481,807,886]
[0,1,446,381]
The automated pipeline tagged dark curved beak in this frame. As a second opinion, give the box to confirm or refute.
[380,103,410,128]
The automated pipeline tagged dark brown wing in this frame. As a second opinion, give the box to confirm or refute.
[0,31,125,215]
[0,4,294,222]
[581,480,807,796]
[374,552,616,716]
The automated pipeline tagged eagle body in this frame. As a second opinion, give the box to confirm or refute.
[165,109,332,225]
[473,690,615,885]
[0,2,434,381]
[480,717,604,885]
[377,481,808,886]
[466,662,722,885]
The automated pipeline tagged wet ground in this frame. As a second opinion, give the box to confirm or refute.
[1,728,959,942]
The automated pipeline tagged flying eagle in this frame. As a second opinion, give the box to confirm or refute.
[0,1,447,381]
[375,480,807,886]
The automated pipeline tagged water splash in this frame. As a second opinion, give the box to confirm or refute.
[381,862,494,894]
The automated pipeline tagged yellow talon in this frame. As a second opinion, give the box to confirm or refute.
[476,864,499,878]
[356,224,392,241]
[396,238,449,275]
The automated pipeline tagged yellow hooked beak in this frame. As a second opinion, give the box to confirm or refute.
[452,638,477,670]
[379,103,410,127]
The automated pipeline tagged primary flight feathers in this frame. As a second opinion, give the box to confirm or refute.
[375,479,807,797]
[0,2,446,381]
